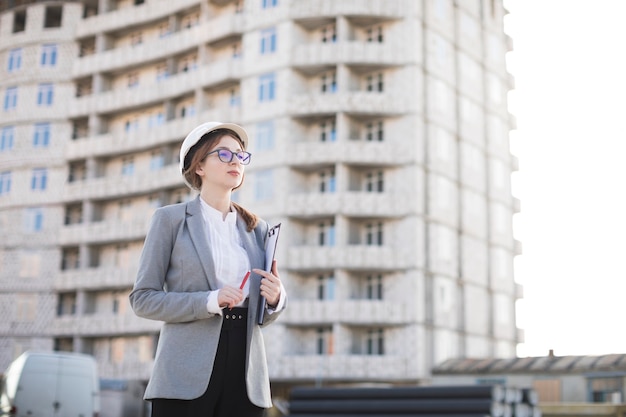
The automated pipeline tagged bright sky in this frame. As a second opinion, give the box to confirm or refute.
[505,0,626,357]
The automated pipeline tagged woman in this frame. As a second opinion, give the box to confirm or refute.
[129,121,286,417]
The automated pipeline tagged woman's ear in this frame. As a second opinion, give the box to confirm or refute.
[195,164,205,178]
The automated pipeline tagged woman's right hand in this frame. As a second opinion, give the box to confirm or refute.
[218,285,244,309]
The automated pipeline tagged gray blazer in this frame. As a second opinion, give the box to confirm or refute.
[129,196,283,407]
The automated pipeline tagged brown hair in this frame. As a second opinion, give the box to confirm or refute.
[182,128,258,231]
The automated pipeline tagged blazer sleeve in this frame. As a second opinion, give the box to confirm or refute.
[129,206,213,323]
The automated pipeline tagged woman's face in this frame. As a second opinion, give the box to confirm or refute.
[195,135,246,192]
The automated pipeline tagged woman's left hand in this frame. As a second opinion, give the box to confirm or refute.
[253,259,281,308]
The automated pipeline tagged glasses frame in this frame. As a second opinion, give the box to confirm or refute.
[205,148,252,165]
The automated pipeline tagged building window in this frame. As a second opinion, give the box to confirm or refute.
[4,87,18,111]
[232,42,242,58]
[181,13,199,29]
[64,205,83,225]
[316,327,333,355]
[127,72,139,88]
[24,208,44,232]
[180,103,196,118]
[121,157,134,176]
[262,0,278,8]
[367,26,384,43]
[33,123,51,147]
[147,112,164,128]
[179,55,197,72]
[31,168,48,191]
[16,294,37,321]
[13,10,26,33]
[366,121,384,141]
[254,170,274,201]
[61,248,80,271]
[317,274,335,300]
[318,220,335,246]
[365,222,383,246]
[256,121,275,151]
[258,73,276,102]
[124,118,139,132]
[1,127,14,151]
[319,169,336,193]
[44,6,63,28]
[130,31,143,46]
[320,120,336,142]
[150,152,164,171]
[260,27,277,54]
[7,48,22,72]
[41,44,58,67]
[158,22,171,38]
[320,71,337,94]
[156,64,169,81]
[589,377,622,403]
[37,84,54,106]
[366,328,384,355]
[320,24,336,43]
[0,171,11,195]
[57,293,77,315]
[365,170,384,192]
[366,73,384,92]
[365,274,383,300]
[230,88,241,107]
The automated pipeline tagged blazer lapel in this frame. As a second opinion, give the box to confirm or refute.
[186,196,220,290]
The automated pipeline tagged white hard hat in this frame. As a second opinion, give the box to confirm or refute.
[179,121,249,189]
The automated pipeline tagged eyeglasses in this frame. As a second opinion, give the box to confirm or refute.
[206,148,252,165]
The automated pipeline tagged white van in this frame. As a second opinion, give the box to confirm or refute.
[0,351,100,417]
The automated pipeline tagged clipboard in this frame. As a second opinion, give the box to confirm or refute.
[257,223,281,324]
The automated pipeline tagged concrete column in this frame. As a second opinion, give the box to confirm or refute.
[335,214,348,248]
[164,100,175,121]
[85,156,98,179]
[98,0,112,14]
[75,289,86,316]
[336,16,349,41]
[336,64,350,93]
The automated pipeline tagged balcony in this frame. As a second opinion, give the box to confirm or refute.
[292,42,412,68]
[59,218,150,245]
[74,14,244,77]
[288,92,414,116]
[55,266,138,291]
[287,245,418,271]
[270,355,415,381]
[63,164,181,201]
[70,60,243,117]
[290,0,409,20]
[51,313,161,336]
[75,0,202,38]
[66,119,194,160]
[66,109,243,159]
[288,140,416,166]
[74,24,208,78]
[286,192,416,218]
[281,300,411,326]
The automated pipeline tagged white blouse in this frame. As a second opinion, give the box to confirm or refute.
[200,198,251,313]
[200,198,286,316]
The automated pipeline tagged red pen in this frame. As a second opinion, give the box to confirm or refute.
[239,271,250,290]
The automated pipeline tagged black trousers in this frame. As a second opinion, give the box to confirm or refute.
[151,308,265,417]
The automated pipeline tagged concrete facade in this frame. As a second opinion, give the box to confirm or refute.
[0,0,520,389]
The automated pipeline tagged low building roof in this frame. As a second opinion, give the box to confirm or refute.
[433,353,626,375]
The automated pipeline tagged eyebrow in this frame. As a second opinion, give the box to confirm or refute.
[215,146,244,152]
